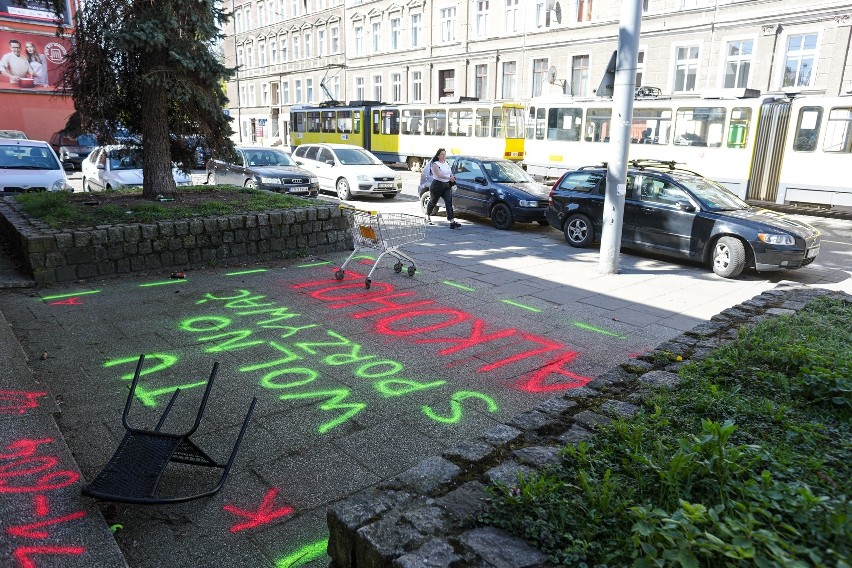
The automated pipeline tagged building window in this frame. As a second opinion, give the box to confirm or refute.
[307,78,313,102]
[412,71,422,102]
[278,0,286,20]
[249,84,256,106]
[332,76,340,100]
[440,8,456,42]
[290,0,298,17]
[577,0,592,22]
[636,50,645,86]
[244,6,252,28]
[262,83,269,105]
[724,39,752,89]
[354,26,363,55]
[235,12,242,33]
[439,69,455,98]
[390,18,400,50]
[783,33,818,88]
[535,1,545,27]
[571,54,589,96]
[391,73,401,101]
[317,30,325,57]
[280,37,287,61]
[294,79,302,103]
[258,41,266,66]
[237,47,244,68]
[355,77,365,100]
[331,27,340,53]
[373,75,382,101]
[673,45,700,92]
[372,22,381,53]
[247,45,254,67]
[532,58,548,97]
[270,41,277,63]
[282,81,290,104]
[304,32,311,58]
[502,61,516,98]
[475,64,488,99]
[476,1,489,37]
[504,0,518,34]
[239,85,247,106]
[292,36,300,59]
[411,14,422,47]
[257,2,264,27]
[643,0,650,12]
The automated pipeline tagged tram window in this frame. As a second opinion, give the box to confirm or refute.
[526,107,537,139]
[476,108,490,137]
[727,107,752,148]
[293,112,306,133]
[402,109,422,135]
[321,111,336,133]
[337,111,352,133]
[585,108,612,142]
[449,108,473,137]
[548,108,582,141]
[793,107,822,152]
[373,110,380,135]
[353,111,362,134]
[631,108,671,145]
[307,111,321,133]
[822,108,852,153]
[491,110,503,138]
[504,106,524,138]
[380,110,400,135]
[425,109,446,135]
[674,107,725,147]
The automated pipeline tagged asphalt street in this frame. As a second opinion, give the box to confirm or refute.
[2,168,850,567]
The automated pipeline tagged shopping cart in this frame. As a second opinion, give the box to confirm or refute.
[336,205,427,289]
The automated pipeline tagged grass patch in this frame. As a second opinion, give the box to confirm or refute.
[482,296,851,567]
[14,186,315,229]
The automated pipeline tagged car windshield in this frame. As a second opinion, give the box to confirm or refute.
[333,148,379,165]
[0,130,27,139]
[245,149,295,167]
[0,145,60,170]
[108,148,143,170]
[76,134,97,146]
[674,175,748,211]
[483,160,533,183]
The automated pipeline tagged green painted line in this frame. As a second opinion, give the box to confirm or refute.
[354,254,376,260]
[276,539,329,568]
[573,321,626,338]
[297,261,331,268]
[225,269,268,276]
[41,290,101,301]
[139,280,186,288]
[442,280,476,292]
[501,299,542,313]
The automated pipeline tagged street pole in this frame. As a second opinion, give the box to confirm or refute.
[599,0,643,274]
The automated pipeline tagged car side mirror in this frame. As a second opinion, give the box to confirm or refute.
[63,163,75,171]
[295,160,304,165]
[676,200,695,212]
[96,163,105,170]
[325,160,335,166]
[475,176,487,185]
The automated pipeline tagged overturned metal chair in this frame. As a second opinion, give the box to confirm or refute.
[82,354,256,504]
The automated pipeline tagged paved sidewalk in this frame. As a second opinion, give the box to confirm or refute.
[0,217,849,568]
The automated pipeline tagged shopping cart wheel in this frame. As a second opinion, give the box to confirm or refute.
[407,266,416,276]
[364,278,371,289]
[393,261,403,273]
[335,269,345,280]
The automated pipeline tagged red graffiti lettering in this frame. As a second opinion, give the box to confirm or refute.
[7,511,87,539]
[0,439,78,494]
[48,297,82,306]
[375,308,471,336]
[517,351,592,392]
[224,487,294,533]
[34,495,49,517]
[0,391,48,415]
[13,546,85,568]
[416,319,517,356]
[478,332,564,372]
[348,292,435,317]
[0,439,53,460]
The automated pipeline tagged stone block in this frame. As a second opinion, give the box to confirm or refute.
[507,410,557,433]
[511,445,561,469]
[601,400,640,419]
[557,424,593,445]
[54,231,73,248]
[485,461,534,488]
[442,440,495,466]
[573,410,612,431]
[458,527,550,568]
[435,481,489,525]
[535,397,578,417]
[173,220,189,235]
[394,457,461,495]
[356,512,427,568]
[393,539,461,568]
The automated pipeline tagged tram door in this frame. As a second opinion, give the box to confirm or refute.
[748,101,791,202]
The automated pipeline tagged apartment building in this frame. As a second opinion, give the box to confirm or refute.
[223,0,852,146]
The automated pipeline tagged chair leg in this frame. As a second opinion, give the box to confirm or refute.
[209,397,257,494]
[154,388,182,432]
[122,354,147,430]
[182,362,219,438]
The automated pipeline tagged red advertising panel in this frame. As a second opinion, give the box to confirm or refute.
[0,29,69,92]
[0,0,71,25]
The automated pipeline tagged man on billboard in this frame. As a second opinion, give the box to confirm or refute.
[1,39,29,82]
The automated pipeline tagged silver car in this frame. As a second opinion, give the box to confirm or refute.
[0,139,71,193]
[81,145,192,192]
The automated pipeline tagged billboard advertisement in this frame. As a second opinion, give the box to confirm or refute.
[0,0,71,25]
[0,30,69,91]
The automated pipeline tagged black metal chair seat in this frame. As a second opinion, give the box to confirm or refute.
[82,355,256,505]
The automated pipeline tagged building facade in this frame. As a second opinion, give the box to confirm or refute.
[223,0,852,146]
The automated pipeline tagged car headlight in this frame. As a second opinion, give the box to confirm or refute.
[64,151,79,158]
[309,177,318,184]
[758,233,795,246]
[259,176,278,184]
[518,200,542,207]
[51,179,68,192]
[357,175,371,182]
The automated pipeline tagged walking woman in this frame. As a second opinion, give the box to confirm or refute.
[427,148,460,229]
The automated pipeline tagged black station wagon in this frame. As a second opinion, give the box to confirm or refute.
[546,161,821,278]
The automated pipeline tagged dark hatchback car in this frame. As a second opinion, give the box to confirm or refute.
[49,132,97,170]
[418,156,550,229]
[206,146,319,197]
[546,162,821,278]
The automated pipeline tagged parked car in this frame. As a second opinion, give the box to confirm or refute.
[545,161,822,278]
[292,143,401,200]
[81,145,192,192]
[207,146,319,197]
[49,132,97,170]
[0,138,72,193]
[417,155,550,230]
[0,130,28,139]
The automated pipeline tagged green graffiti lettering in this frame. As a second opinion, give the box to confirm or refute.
[278,388,366,434]
[236,306,293,316]
[354,360,405,378]
[134,381,209,407]
[295,330,350,355]
[225,296,275,310]
[257,314,301,327]
[259,367,319,389]
[324,344,375,366]
[421,391,499,424]
[180,315,232,333]
[240,342,304,372]
[276,538,329,568]
[103,353,179,381]
[199,330,265,353]
[195,290,253,304]
[375,378,446,397]
[279,324,320,339]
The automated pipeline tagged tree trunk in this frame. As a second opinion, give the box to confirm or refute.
[141,83,177,199]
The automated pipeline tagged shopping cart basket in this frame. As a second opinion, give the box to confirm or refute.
[336,205,427,289]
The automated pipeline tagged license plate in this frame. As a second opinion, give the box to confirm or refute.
[377,183,394,189]
[806,246,819,258]
[289,186,308,193]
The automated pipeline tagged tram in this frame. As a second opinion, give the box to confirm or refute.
[523,91,852,208]
[290,99,526,171]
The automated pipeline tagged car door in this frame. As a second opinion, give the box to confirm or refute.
[452,158,489,215]
[90,149,108,191]
[314,147,337,190]
[632,175,698,254]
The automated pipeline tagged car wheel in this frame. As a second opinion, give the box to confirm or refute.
[337,178,352,200]
[207,172,216,185]
[563,213,594,247]
[712,236,746,278]
[82,177,92,192]
[490,203,514,230]
[244,179,257,190]
[408,157,424,172]
[382,193,397,199]
[420,192,438,216]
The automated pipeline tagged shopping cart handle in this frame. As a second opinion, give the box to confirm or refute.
[339,203,379,215]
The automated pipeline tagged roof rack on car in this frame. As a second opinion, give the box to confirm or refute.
[580,159,704,177]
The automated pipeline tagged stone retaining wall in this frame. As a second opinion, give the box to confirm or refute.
[0,196,352,284]
[326,285,850,568]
